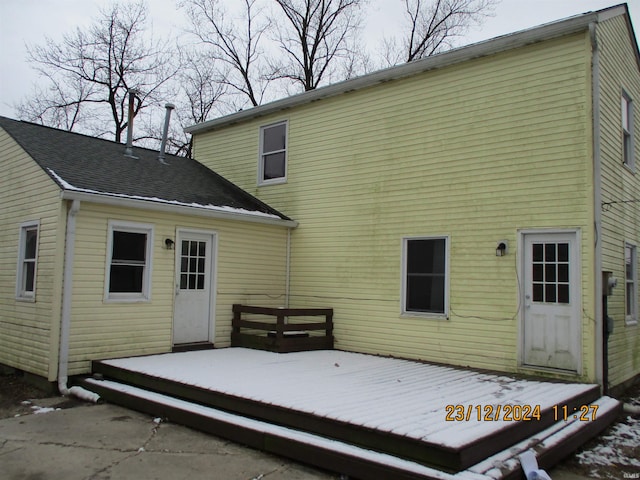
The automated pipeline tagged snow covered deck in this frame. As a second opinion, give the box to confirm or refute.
[83,348,622,479]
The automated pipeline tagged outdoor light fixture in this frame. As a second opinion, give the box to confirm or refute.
[496,241,508,257]
[165,238,175,250]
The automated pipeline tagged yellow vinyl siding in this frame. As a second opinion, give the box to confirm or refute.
[194,33,597,378]
[0,129,65,380]
[597,15,640,387]
[67,202,287,375]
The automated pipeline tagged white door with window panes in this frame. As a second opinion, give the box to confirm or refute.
[173,231,215,345]
[522,232,580,372]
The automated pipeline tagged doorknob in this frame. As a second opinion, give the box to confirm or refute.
[525,294,531,309]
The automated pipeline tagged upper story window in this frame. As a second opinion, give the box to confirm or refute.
[622,91,634,171]
[16,221,40,301]
[626,243,638,325]
[402,236,449,317]
[259,121,287,185]
[105,221,153,302]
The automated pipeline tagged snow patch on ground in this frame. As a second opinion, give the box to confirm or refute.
[576,416,640,468]
[14,400,62,415]
[31,405,61,414]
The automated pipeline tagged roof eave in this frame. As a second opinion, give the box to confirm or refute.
[61,190,298,228]
[185,11,599,135]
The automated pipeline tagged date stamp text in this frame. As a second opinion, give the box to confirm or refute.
[444,404,599,422]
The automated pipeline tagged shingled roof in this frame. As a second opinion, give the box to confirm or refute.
[0,116,293,225]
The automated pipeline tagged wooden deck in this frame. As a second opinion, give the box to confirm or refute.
[81,348,622,480]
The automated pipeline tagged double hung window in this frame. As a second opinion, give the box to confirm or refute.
[622,92,634,170]
[259,121,287,184]
[106,222,153,301]
[402,237,448,316]
[16,221,39,300]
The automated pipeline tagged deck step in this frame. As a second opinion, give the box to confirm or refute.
[80,377,621,480]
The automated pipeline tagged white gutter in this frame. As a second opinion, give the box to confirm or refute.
[186,12,599,135]
[590,21,604,391]
[58,199,100,402]
[61,190,298,228]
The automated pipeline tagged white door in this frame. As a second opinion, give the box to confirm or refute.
[173,231,215,345]
[522,232,580,372]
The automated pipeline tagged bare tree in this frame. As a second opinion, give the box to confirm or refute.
[180,52,228,126]
[400,0,498,63]
[271,0,365,91]
[169,48,229,157]
[16,76,95,133]
[16,1,177,143]
[341,46,375,80]
[181,0,271,108]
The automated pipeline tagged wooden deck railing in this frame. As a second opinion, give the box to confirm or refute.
[231,304,334,353]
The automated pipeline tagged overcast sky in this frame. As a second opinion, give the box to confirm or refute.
[0,0,638,119]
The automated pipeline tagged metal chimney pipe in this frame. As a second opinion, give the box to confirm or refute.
[124,89,138,158]
[158,103,175,164]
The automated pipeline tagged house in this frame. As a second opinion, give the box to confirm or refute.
[0,116,296,389]
[185,4,640,392]
[1,4,638,396]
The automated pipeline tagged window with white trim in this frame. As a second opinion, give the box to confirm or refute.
[16,221,39,300]
[402,237,448,316]
[259,121,287,184]
[626,243,637,325]
[106,222,153,301]
[622,91,634,170]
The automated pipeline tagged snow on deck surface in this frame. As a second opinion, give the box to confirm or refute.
[102,348,597,449]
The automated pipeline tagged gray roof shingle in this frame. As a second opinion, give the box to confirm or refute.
[0,116,290,221]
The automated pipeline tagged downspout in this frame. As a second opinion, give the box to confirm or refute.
[58,199,100,402]
[590,21,604,392]
[285,228,292,308]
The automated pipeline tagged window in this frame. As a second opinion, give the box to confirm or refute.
[622,92,634,170]
[531,242,570,304]
[259,121,287,184]
[16,221,39,300]
[106,222,153,301]
[626,243,637,325]
[180,240,206,290]
[402,237,448,316]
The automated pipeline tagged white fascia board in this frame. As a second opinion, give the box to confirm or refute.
[596,4,627,22]
[185,12,599,135]
[60,190,298,228]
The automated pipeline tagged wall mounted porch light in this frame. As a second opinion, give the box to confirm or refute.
[496,240,508,257]
[165,238,175,250]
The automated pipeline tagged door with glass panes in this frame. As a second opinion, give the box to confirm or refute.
[522,232,580,372]
[173,231,215,344]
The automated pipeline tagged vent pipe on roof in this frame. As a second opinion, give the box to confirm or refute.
[158,103,175,164]
[124,89,138,158]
